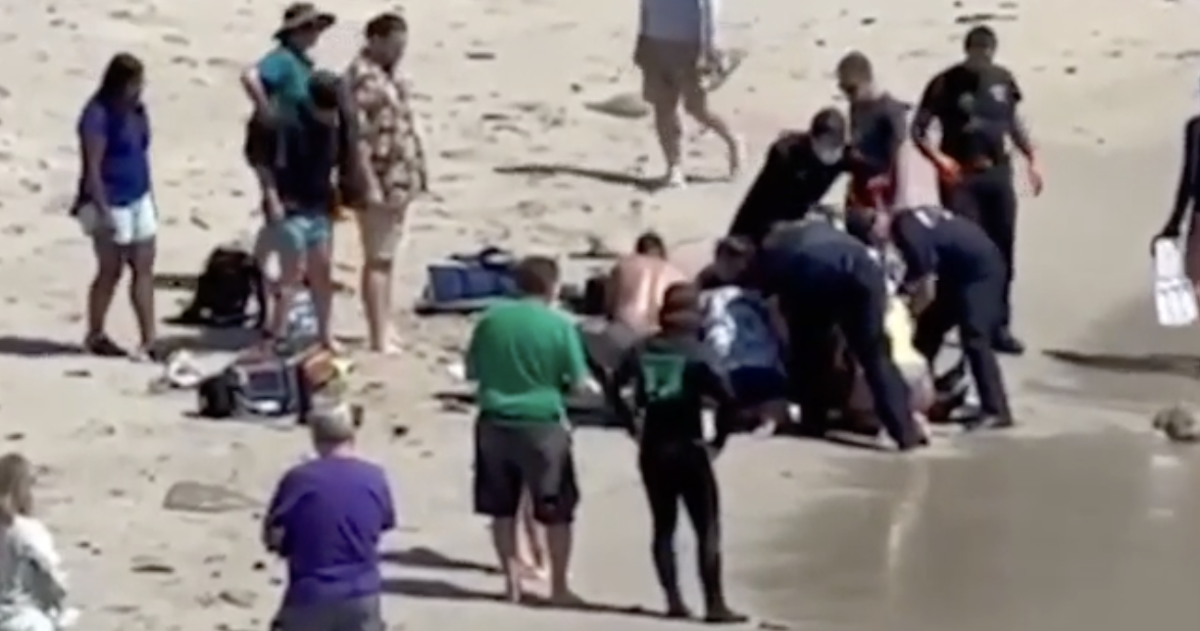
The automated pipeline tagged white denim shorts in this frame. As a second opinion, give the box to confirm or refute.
[76,193,158,245]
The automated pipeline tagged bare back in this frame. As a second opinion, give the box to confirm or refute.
[606,255,687,334]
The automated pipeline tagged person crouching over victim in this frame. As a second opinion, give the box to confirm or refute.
[697,236,790,434]
[758,211,925,451]
[608,283,748,624]
[875,205,1015,431]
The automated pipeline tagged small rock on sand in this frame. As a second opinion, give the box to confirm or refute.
[585,92,649,119]
[162,481,259,514]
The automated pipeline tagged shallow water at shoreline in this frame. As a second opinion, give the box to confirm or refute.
[743,432,1200,631]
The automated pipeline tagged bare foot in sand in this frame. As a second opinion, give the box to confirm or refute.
[548,588,587,609]
[516,559,548,582]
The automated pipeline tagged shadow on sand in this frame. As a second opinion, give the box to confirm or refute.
[0,336,83,358]
[495,163,726,192]
[1036,292,1200,406]
[156,328,259,354]
[495,163,662,191]
[382,577,676,620]
[382,546,498,574]
[379,546,676,620]
[1042,349,1200,379]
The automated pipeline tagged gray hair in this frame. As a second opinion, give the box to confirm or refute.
[306,404,361,445]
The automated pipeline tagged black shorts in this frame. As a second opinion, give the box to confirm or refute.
[473,420,579,524]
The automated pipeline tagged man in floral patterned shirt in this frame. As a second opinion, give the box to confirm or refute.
[345,11,427,353]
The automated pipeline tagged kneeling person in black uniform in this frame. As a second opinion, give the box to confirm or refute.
[759,211,924,451]
[883,206,1015,430]
[608,283,748,624]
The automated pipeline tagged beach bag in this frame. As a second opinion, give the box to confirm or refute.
[419,247,518,311]
[1153,238,1198,327]
[169,246,265,328]
[197,346,337,419]
[284,288,319,347]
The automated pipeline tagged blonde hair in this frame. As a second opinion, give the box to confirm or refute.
[0,453,34,524]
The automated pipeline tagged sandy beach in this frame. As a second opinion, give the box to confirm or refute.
[5,0,1200,629]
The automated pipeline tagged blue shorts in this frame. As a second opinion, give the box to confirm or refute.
[274,211,331,253]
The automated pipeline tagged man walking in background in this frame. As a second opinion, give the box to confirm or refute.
[466,256,590,605]
[911,26,1043,355]
[346,11,428,354]
[635,0,741,188]
[264,404,395,631]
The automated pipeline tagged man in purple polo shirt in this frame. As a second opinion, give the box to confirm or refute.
[264,405,395,631]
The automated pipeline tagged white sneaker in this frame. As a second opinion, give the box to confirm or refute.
[663,166,686,189]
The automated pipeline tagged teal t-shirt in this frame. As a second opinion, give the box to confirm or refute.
[257,45,313,121]
[466,299,589,424]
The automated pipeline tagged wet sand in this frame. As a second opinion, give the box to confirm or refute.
[743,433,1200,630]
[7,0,1200,629]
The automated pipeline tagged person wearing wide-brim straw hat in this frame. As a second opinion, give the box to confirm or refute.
[241,3,337,127]
[240,3,337,326]
[274,2,335,40]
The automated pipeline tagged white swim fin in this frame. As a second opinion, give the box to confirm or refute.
[1152,238,1198,327]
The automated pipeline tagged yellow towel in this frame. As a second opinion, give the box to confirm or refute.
[885,296,922,367]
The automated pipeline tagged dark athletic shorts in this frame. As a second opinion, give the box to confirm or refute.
[473,419,579,524]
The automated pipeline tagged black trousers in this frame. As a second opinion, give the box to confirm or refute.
[785,263,919,448]
[913,274,1012,418]
[939,164,1018,329]
[639,442,728,610]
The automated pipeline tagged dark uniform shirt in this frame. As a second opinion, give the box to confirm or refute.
[915,63,1022,167]
[728,132,847,244]
[890,206,1006,286]
[756,219,877,311]
[260,106,343,212]
[847,94,908,204]
[609,331,738,449]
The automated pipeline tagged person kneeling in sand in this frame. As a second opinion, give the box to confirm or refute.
[604,232,687,340]
[698,236,790,434]
[0,453,76,631]
[263,406,396,631]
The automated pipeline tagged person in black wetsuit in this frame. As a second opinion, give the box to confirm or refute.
[727,108,849,245]
[758,211,925,450]
[1157,116,1200,271]
[912,25,1043,357]
[836,51,909,211]
[857,206,1015,431]
[607,282,748,624]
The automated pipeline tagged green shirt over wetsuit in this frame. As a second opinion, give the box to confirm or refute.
[466,299,590,424]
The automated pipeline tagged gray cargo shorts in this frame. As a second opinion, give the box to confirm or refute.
[272,595,384,631]
[473,419,579,524]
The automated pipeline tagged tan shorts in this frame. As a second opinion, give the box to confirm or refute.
[633,35,704,108]
[356,201,409,263]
